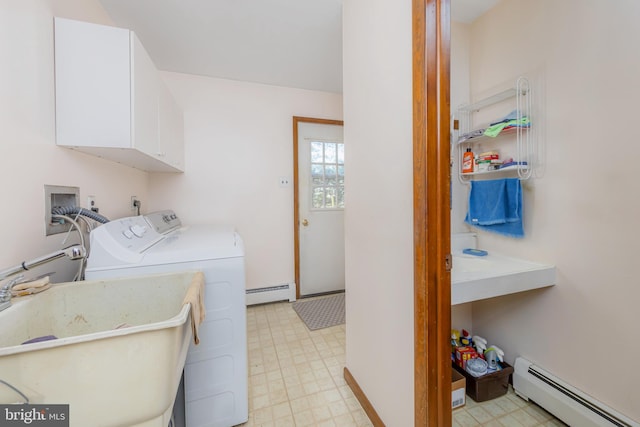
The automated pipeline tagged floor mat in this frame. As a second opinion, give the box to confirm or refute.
[292,293,345,331]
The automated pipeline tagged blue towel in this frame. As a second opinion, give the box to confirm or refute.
[465,178,524,238]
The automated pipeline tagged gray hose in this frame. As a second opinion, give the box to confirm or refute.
[0,379,29,404]
[51,206,109,224]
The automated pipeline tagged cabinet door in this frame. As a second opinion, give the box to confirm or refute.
[158,81,185,171]
[130,33,159,158]
[55,18,131,148]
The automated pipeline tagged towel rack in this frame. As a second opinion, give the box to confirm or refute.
[454,76,533,184]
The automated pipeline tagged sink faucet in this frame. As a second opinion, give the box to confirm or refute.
[0,245,86,313]
[0,275,26,312]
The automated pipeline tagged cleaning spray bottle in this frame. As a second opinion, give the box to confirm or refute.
[462,148,474,173]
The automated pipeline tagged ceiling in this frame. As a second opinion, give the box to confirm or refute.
[98,0,498,94]
[451,0,500,24]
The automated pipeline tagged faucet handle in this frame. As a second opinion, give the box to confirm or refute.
[0,275,25,301]
[0,274,25,289]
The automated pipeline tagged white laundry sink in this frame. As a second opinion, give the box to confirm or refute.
[0,271,200,427]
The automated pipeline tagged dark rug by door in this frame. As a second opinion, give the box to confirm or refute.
[292,293,345,331]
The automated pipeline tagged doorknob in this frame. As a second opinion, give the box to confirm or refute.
[302,219,309,226]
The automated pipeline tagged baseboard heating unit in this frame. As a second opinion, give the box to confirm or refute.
[513,357,638,427]
[246,283,296,306]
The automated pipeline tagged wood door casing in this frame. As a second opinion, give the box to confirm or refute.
[413,0,452,425]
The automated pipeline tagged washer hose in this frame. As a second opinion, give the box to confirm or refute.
[51,206,109,224]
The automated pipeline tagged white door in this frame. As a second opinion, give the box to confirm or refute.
[298,122,345,296]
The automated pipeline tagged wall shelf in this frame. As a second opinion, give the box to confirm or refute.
[455,77,533,183]
[460,164,529,177]
[457,88,517,113]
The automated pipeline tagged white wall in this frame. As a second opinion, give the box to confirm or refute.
[147,72,342,290]
[0,0,148,281]
[459,0,640,421]
[343,0,414,425]
[450,21,474,332]
[450,21,471,233]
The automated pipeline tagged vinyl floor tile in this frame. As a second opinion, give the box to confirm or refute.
[242,300,564,427]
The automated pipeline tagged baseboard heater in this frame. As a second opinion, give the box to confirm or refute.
[513,357,638,427]
[245,283,296,306]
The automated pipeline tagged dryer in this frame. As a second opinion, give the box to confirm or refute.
[85,210,248,427]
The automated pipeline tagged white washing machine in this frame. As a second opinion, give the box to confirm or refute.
[85,210,248,427]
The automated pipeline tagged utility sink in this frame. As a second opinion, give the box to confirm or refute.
[0,271,201,427]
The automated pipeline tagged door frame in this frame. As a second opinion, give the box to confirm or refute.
[292,116,345,300]
[413,0,452,425]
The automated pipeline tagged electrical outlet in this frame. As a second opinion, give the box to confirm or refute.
[87,195,99,213]
[278,177,291,188]
[130,196,138,211]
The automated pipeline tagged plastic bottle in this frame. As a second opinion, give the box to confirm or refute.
[462,148,474,173]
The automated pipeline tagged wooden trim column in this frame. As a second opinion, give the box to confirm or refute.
[413,0,452,425]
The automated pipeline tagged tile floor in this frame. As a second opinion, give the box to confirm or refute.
[242,299,565,427]
[452,390,566,427]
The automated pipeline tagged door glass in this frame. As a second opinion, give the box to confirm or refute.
[311,164,324,184]
[324,143,337,163]
[311,142,324,163]
[312,187,324,209]
[310,141,344,209]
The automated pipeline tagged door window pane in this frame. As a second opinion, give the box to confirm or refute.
[311,142,324,163]
[325,165,337,185]
[310,140,344,210]
[324,143,337,163]
[311,164,324,184]
[325,187,337,208]
[312,187,324,209]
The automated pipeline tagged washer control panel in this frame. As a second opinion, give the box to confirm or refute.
[145,210,182,235]
[100,215,162,254]
[87,210,183,266]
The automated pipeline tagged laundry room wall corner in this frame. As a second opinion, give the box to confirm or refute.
[147,72,343,290]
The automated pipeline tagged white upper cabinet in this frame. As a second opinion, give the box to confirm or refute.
[54,18,184,172]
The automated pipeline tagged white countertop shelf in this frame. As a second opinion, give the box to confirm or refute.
[451,250,556,305]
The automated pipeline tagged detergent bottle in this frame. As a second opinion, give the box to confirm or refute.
[462,148,474,173]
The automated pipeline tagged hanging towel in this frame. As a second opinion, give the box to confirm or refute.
[465,178,524,238]
[489,109,519,126]
[183,271,206,345]
[484,117,530,137]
